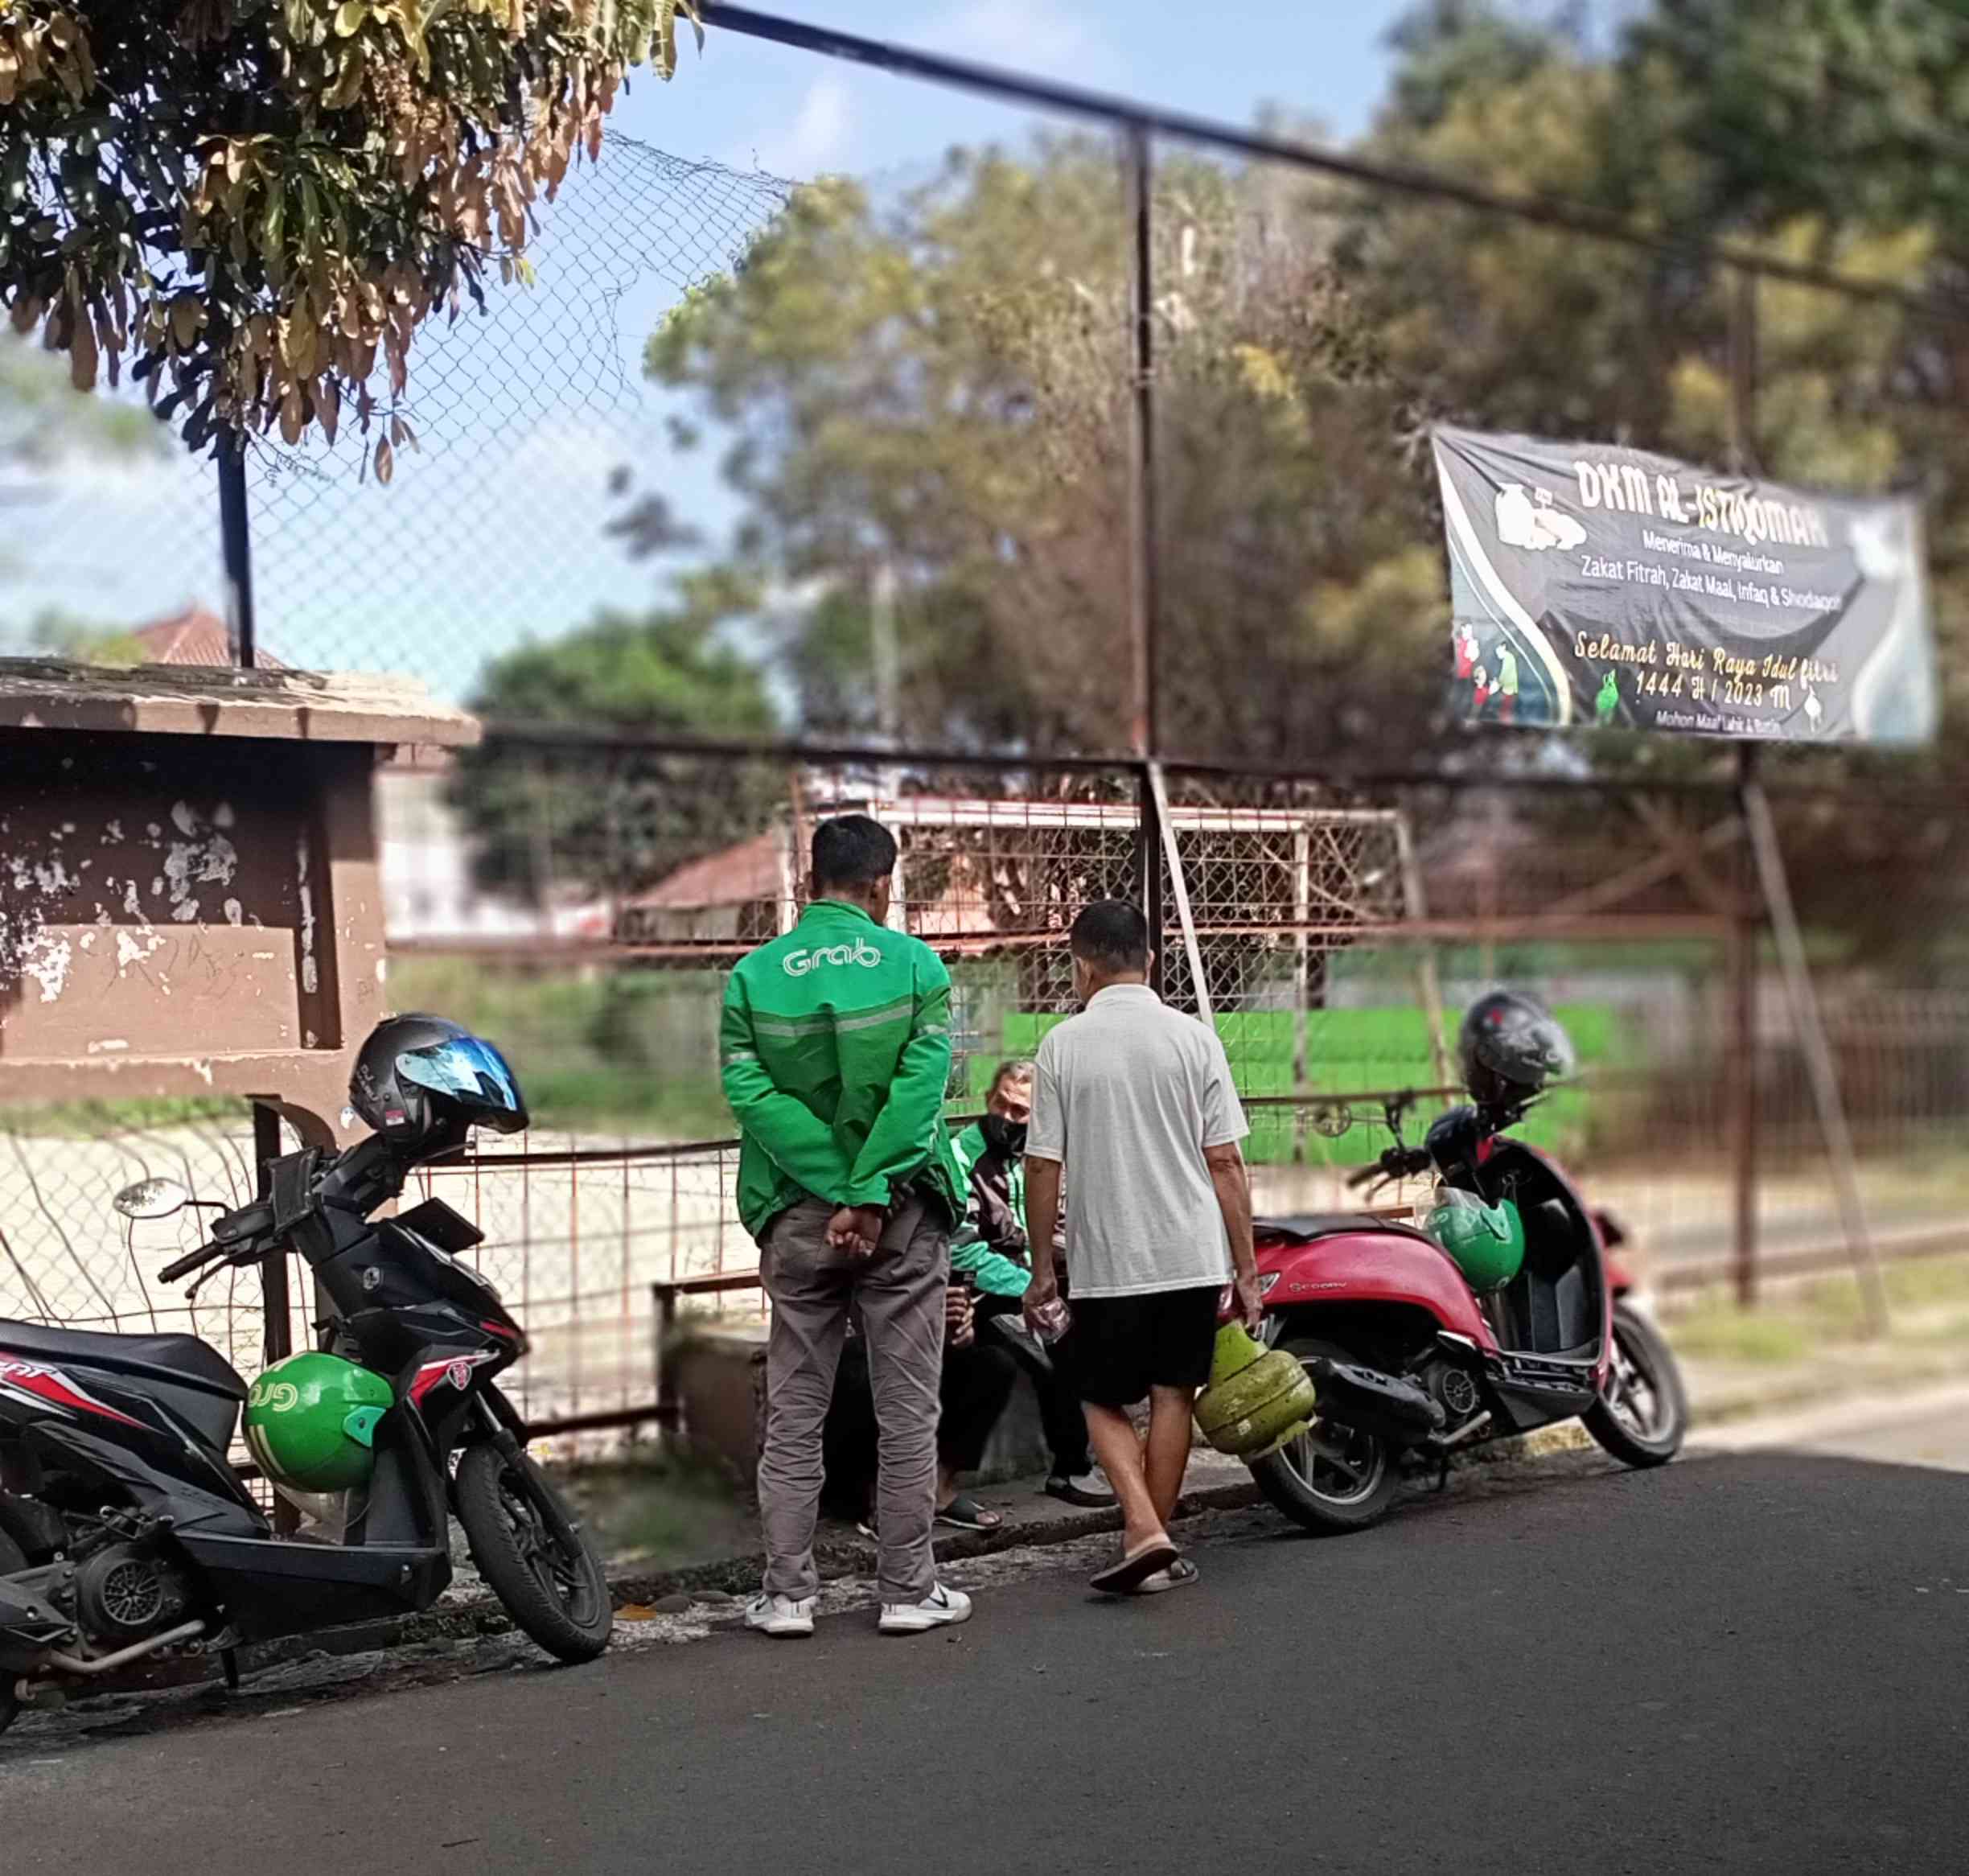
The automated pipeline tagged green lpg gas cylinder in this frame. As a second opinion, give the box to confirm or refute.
[1193,1323,1316,1460]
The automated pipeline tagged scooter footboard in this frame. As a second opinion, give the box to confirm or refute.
[0,1565,76,1660]
[175,1532,450,1643]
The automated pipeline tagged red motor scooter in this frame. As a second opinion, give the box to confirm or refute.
[1246,1092,1687,1534]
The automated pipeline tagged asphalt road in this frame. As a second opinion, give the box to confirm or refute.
[6,1441,1967,1876]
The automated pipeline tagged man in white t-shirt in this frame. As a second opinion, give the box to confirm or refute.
[1021,899,1262,1595]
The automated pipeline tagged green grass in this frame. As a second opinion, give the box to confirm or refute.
[1668,1253,1969,1364]
[388,958,729,1137]
[1664,1302,1817,1365]
[989,1003,1618,1164]
[0,955,1622,1158]
[0,1096,245,1138]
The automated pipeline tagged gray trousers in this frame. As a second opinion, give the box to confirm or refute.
[758,1195,948,1603]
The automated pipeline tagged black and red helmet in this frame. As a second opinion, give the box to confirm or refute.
[1457,991,1574,1107]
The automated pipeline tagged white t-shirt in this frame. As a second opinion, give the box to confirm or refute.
[1026,983,1249,1298]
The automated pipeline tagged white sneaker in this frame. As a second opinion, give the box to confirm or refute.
[878,1583,973,1635]
[744,1591,816,1639]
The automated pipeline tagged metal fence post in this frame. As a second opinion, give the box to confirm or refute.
[1729,747,1761,1309]
[1138,761,1165,996]
[218,443,258,671]
[1725,263,1761,1310]
[1124,121,1166,995]
[250,1099,298,1532]
[1124,121,1158,764]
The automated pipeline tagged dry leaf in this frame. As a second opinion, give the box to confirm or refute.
[374,434,394,483]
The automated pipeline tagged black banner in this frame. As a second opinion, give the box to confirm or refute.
[1433,426,1935,744]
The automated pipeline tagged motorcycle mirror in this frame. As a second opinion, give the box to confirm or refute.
[1310,1103,1354,1140]
[113,1177,191,1221]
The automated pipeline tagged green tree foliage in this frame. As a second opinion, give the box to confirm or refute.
[23,605,144,660]
[453,586,779,902]
[1,329,159,476]
[647,148,1428,764]
[0,0,701,460]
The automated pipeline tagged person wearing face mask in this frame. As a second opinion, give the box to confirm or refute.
[952,1061,1114,1508]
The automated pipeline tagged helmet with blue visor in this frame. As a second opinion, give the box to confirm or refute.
[350,1014,528,1152]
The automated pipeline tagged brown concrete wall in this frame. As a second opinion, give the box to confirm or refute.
[0,730,386,1142]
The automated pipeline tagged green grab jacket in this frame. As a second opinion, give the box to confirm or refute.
[720,899,967,1243]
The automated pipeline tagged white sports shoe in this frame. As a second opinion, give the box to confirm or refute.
[744,1591,816,1639]
[878,1583,973,1635]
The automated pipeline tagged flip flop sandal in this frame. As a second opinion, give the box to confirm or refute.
[935,1493,1003,1531]
[1090,1539,1180,1595]
[1130,1557,1199,1595]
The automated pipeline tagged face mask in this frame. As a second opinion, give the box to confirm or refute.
[980,1113,1027,1156]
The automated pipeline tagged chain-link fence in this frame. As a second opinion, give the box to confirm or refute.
[245,137,795,693]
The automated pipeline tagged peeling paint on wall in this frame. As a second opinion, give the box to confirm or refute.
[297,831,319,996]
[161,802,240,927]
[19,933,72,1003]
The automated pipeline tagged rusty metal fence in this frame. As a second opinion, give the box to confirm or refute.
[9,1039,1969,1442]
[10,747,1969,1438]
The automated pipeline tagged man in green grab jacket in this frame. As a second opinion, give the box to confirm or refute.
[721,813,974,1639]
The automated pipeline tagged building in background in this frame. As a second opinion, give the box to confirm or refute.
[377,755,610,948]
[122,611,606,949]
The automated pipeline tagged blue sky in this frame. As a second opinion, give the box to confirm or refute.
[2,0,1416,696]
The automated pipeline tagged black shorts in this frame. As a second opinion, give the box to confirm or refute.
[1070,1284,1222,1409]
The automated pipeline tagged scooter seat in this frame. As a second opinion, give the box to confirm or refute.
[0,1318,247,1402]
[1256,1214,1437,1246]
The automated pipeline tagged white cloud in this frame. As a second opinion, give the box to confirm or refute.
[752,75,856,179]
[928,0,1116,82]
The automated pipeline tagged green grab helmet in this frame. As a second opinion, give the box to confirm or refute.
[1426,1190,1527,1295]
[242,1352,394,1492]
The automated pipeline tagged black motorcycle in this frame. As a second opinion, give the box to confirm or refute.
[0,1018,610,1737]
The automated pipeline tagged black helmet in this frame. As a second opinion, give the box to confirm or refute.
[349,1014,528,1151]
[1458,991,1574,1107]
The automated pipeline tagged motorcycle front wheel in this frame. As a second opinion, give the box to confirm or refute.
[455,1442,613,1664]
[1248,1336,1402,1534]
[1584,1302,1688,1468]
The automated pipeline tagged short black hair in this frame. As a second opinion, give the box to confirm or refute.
[1068,899,1149,972]
[812,814,897,891]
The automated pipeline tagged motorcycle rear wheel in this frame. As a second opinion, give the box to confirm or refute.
[1249,1336,1402,1534]
[0,1529,24,1736]
[455,1442,613,1664]
[1584,1302,1687,1468]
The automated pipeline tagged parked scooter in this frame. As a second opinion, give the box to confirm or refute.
[1247,992,1687,1535]
[0,1016,610,1738]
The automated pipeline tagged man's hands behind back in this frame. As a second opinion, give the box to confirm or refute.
[827,1204,888,1258]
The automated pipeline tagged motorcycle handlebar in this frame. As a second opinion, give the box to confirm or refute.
[159,1241,226,1283]
[160,1193,280,1284]
[1350,1146,1433,1189]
